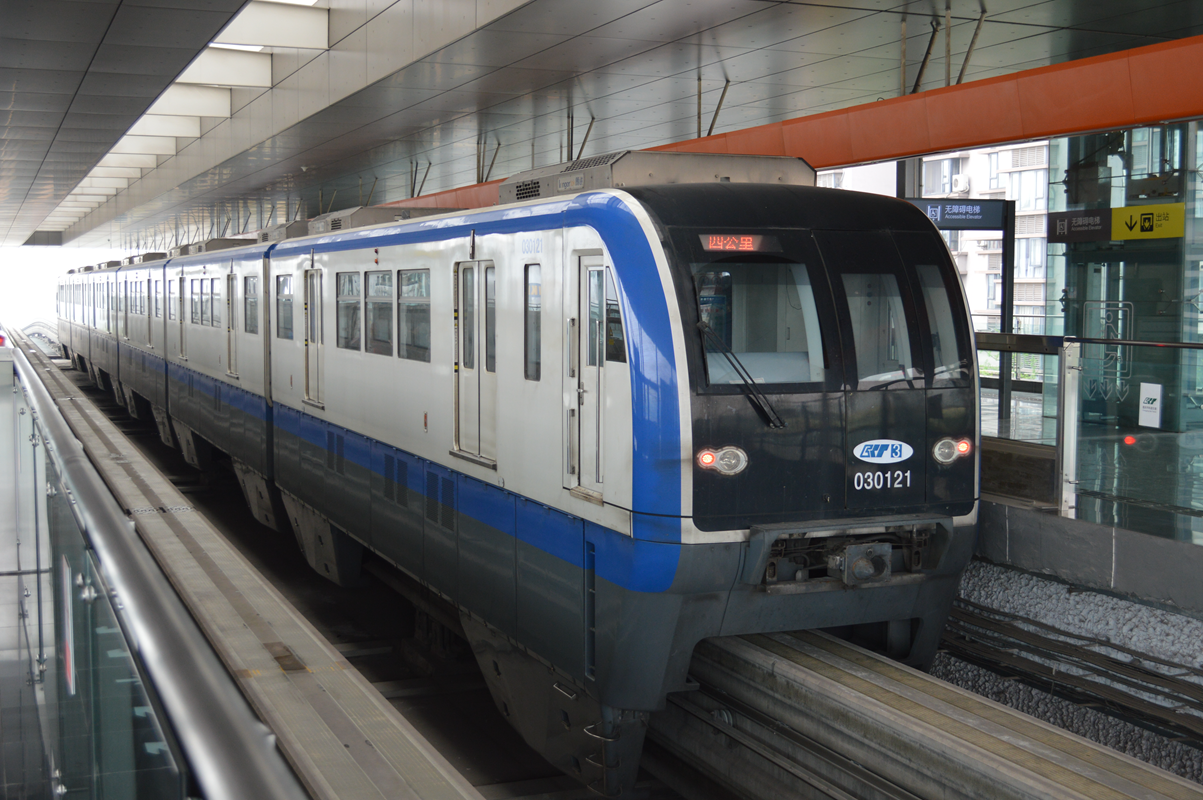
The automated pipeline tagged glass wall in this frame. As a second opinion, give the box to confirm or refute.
[1051,121,1202,540]
[3,354,187,798]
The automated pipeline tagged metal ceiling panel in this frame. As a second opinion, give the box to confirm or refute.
[0,39,97,72]
[12,0,1200,250]
[0,0,247,246]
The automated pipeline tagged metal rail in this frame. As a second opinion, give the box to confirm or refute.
[942,598,1203,745]
[10,331,308,800]
[647,630,1203,800]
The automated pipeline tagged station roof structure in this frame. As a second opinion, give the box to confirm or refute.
[3,0,1202,249]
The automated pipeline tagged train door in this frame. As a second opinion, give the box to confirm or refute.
[226,270,237,375]
[572,255,606,497]
[818,231,929,510]
[178,276,187,360]
[146,276,153,349]
[304,268,323,404]
[454,261,497,462]
[120,279,129,339]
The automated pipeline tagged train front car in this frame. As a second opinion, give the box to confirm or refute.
[643,182,980,657]
[517,183,978,795]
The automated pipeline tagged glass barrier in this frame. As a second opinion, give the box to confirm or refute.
[976,344,1060,446]
[5,349,187,798]
[3,333,305,800]
[1071,339,1203,544]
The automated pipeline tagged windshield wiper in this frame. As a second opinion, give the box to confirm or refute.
[698,321,786,429]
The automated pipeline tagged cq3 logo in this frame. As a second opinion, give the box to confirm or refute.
[853,439,914,464]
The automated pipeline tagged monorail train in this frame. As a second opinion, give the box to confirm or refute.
[58,171,979,794]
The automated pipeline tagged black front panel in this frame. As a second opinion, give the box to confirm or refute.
[844,390,927,509]
[926,386,976,503]
[692,392,845,528]
[633,185,977,531]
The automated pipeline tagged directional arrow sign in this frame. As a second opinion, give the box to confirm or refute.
[1111,203,1184,240]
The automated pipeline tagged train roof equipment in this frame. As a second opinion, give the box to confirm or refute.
[498,150,816,204]
[257,220,311,243]
[122,252,167,265]
[305,205,447,235]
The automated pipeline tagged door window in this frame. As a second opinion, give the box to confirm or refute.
[462,267,475,369]
[841,273,917,387]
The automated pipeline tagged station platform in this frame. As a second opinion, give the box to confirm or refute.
[2,331,485,799]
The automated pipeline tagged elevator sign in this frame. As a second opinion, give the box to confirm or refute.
[905,198,1006,230]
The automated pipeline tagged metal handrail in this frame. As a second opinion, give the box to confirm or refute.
[976,331,1203,354]
[10,335,307,800]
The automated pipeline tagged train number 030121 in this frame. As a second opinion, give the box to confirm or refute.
[853,470,912,490]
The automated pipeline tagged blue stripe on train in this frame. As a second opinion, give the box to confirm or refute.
[273,402,680,594]
[274,192,683,527]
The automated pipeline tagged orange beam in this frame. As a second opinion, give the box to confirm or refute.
[386,34,1203,209]
[658,33,1203,167]
[381,179,505,211]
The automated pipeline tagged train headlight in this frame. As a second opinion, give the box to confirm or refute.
[933,438,972,464]
[697,446,749,475]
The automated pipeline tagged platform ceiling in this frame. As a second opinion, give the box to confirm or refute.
[3,0,1202,250]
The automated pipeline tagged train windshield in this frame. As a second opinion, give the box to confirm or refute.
[694,258,829,386]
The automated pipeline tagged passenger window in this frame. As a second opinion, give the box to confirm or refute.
[525,265,541,381]
[210,278,221,327]
[695,262,826,385]
[485,266,496,372]
[191,279,201,324]
[154,280,162,318]
[276,275,293,340]
[244,276,258,334]
[200,279,209,326]
[842,273,917,387]
[398,269,430,362]
[605,268,626,363]
[365,271,392,356]
[336,272,361,350]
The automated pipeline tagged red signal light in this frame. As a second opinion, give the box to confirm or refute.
[698,450,716,467]
[1123,435,1136,445]
[956,440,971,455]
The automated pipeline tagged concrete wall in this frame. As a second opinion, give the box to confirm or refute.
[976,498,1203,618]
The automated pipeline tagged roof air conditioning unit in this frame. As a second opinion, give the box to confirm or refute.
[258,220,310,243]
[187,238,248,255]
[951,174,970,193]
[122,252,166,265]
[307,206,450,236]
[499,150,815,204]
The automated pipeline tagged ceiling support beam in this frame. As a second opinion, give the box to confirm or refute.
[912,17,940,94]
[708,80,731,137]
[958,7,988,85]
[576,119,595,161]
[945,1,952,87]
